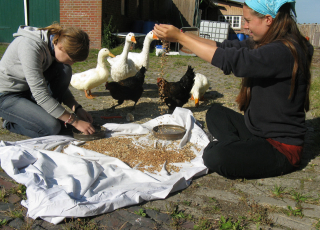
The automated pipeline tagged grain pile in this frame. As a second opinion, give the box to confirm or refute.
[81,135,200,174]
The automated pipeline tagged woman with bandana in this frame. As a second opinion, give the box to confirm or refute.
[0,24,96,137]
[154,0,313,179]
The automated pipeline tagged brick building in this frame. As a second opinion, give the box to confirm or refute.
[60,0,102,49]
[0,0,244,49]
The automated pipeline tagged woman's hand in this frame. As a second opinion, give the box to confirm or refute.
[73,119,95,135]
[153,24,182,42]
[154,24,218,63]
[76,108,93,123]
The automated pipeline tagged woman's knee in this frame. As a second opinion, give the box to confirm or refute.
[206,103,222,116]
[202,142,228,171]
[206,104,224,124]
[38,118,61,136]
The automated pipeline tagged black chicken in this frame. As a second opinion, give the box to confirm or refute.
[157,65,195,111]
[105,66,146,110]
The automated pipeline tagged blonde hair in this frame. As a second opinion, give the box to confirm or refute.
[40,23,90,62]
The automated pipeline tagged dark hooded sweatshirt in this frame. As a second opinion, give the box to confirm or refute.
[211,38,313,146]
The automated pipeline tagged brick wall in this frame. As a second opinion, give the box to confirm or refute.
[60,0,102,49]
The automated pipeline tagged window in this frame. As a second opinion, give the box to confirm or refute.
[219,15,241,29]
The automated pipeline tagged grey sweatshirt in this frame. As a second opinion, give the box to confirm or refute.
[0,26,69,118]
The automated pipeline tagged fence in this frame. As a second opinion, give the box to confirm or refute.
[298,24,320,47]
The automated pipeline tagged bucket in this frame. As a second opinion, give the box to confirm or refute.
[155,45,165,56]
[132,20,144,33]
[237,33,246,41]
[143,21,156,34]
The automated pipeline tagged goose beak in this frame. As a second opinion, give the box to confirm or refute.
[153,34,159,40]
[195,98,199,107]
[131,36,137,43]
[109,52,115,58]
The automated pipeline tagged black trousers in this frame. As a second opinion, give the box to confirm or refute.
[203,104,296,179]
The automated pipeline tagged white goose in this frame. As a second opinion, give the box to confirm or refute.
[127,31,158,71]
[70,48,115,99]
[107,33,137,82]
[190,73,210,107]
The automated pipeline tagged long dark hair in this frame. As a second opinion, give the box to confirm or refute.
[236,3,312,112]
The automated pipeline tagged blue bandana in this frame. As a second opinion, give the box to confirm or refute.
[49,34,55,56]
[245,0,296,18]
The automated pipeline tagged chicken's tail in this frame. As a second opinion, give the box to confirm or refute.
[185,65,195,80]
[135,66,146,84]
[180,65,196,92]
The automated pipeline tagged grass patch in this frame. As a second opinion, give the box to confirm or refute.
[10,184,27,200]
[6,209,24,219]
[134,208,146,217]
[310,68,320,118]
[0,43,9,58]
[63,217,98,230]
[193,218,214,230]
[0,188,8,202]
[271,184,286,198]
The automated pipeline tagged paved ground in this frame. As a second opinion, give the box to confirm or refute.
[0,51,319,229]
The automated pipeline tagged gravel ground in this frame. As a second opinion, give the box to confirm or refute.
[0,48,319,229]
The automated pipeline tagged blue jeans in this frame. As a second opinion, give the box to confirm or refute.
[0,61,72,138]
[203,104,296,179]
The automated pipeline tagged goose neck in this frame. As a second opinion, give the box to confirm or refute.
[120,41,131,60]
[141,37,152,54]
[97,55,107,68]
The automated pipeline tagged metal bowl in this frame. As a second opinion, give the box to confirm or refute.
[72,124,106,141]
[152,125,186,140]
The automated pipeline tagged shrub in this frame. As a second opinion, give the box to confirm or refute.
[102,16,118,49]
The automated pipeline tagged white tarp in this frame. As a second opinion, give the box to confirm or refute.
[0,108,209,224]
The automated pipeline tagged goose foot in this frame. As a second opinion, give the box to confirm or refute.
[85,90,95,99]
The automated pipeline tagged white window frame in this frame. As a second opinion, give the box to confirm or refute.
[219,15,241,29]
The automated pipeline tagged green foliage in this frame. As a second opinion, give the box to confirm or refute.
[174,60,187,67]
[6,210,24,219]
[102,16,118,49]
[250,213,262,223]
[170,205,186,219]
[0,44,8,59]
[310,67,320,117]
[271,184,286,198]
[0,219,7,226]
[193,218,213,230]
[10,184,27,200]
[110,45,126,56]
[286,206,304,217]
[134,208,146,217]
[63,218,98,230]
[0,188,7,202]
[314,219,320,230]
[165,202,186,219]
[219,216,245,230]
[290,191,309,203]
[182,200,191,206]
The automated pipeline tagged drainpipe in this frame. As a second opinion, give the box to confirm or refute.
[24,0,28,26]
